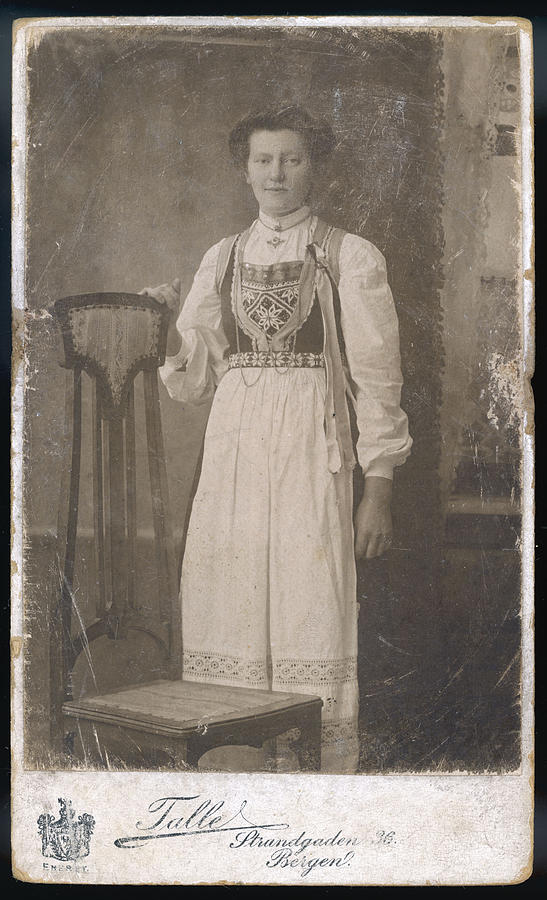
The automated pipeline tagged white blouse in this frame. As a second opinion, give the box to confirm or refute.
[159,208,412,480]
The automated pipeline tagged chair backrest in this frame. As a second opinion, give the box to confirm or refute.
[51,293,181,750]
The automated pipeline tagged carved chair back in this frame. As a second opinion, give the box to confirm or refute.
[51,293,181,749]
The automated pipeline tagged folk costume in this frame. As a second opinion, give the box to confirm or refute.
[160,206,412,773]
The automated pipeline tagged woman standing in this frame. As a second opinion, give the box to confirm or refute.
[143,106,412,773]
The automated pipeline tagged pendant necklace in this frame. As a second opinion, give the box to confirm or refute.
[260,218,287,249]
[266,234,285,248]
[259,206,310,248]
[264,224,286,249]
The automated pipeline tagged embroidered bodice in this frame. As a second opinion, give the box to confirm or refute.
[226,256,325,357]
[239,260,303,342]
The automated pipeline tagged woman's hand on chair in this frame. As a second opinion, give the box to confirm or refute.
[139,278,181,318]
[354,476,393,560]
[139,278,183,355]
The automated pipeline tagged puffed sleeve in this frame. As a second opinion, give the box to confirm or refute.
[338,233,412,479]
[158,239,229,403]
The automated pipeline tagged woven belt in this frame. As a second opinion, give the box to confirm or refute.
[228,351,324,369]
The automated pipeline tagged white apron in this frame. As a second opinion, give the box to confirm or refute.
[181,363,359,772]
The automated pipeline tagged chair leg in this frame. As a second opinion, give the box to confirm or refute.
[262,737,279,772]
[184,739,203,770]
[289,712,322,772]
[64,730,75,758]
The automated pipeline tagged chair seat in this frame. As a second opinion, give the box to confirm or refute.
[63,678,322,739]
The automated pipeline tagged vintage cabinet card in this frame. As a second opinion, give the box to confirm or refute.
[11,15,534,885]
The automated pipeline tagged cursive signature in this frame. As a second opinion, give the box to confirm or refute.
[114,795,289,849]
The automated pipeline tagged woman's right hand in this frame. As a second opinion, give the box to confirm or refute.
[139,278,183,356]
[139,277,182,319]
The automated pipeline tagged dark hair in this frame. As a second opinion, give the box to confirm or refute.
[228,105,336,170]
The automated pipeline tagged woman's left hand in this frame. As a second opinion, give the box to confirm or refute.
[354,476,393,560]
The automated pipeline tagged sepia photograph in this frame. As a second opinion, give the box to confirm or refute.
[11,15,533,885]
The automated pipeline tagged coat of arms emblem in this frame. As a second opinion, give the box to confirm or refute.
[37,798,95,861]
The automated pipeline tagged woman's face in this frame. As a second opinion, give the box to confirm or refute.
[245,129,314,217]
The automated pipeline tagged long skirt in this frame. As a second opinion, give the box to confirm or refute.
[180,365,359,773]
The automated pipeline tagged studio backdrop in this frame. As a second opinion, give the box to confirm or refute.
[23,26,520,772]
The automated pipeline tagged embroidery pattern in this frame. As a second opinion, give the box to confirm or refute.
[241,278,300,339]
[273,657,358,685]
[183,649,267,686]
[183,651,357,689]
[228,351,324,369]
[241,260,304,285]
[321,717,359,747]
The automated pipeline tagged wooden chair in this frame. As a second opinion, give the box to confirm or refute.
[51,292,322,771]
